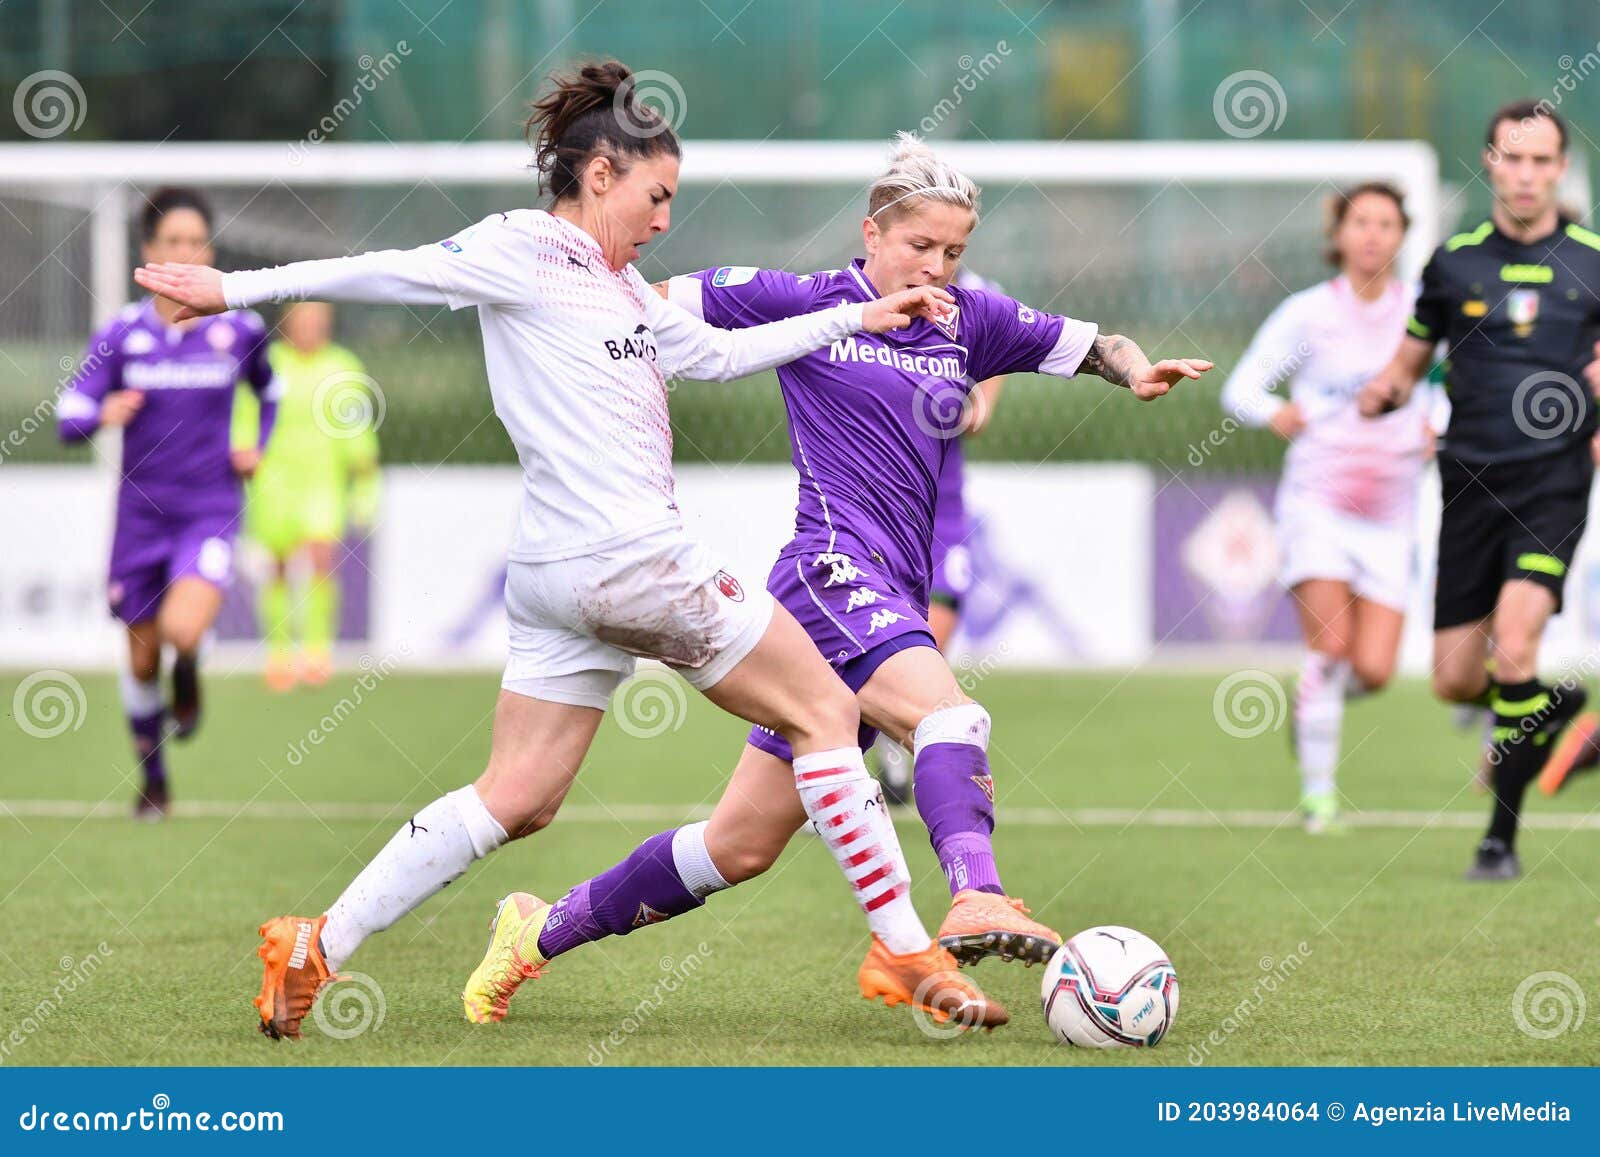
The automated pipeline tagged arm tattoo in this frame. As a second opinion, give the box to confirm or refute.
[1080,333,1141,388]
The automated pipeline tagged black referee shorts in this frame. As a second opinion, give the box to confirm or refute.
[1434,446,1594,630]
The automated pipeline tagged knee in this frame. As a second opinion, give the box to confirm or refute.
[913,700,991,753]
[710,834,783,885]
[783,681,860,746]
[1432,668,1483,703]
[473,768,559,840]
[1351,657,1395,693]
[159,616,205,656]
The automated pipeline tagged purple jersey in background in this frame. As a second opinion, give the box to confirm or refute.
[58,300,280,622]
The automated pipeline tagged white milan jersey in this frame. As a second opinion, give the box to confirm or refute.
[222,209,865,561]
[1222,275,1433,527]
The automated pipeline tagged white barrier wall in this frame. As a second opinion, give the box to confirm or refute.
[10,461,1600,676]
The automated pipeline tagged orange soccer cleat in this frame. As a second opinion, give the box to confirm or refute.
[857,936,1009,1030]
[254,914,335,1040]
[1540,710,1600,796]
[937,889,1062,967]
[263,655,298,693]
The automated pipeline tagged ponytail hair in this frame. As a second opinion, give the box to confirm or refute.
[525,60,682,202]
[867,132,980,225]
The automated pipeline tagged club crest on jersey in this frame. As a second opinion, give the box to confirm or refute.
[930,301,960,341]
[715,569,744,602]
[632,902,669,928]
[1507,288,1540,334]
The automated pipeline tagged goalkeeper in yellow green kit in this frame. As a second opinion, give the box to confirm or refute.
[232,302,379,689]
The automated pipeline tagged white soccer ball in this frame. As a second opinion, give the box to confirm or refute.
[1040,925,1179,1048]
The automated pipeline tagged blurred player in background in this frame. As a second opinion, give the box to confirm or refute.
[231,302,380,690]
[465,134,1212,1018]
[137,62,997,1038]
[875,267,1008,806]
[1361,101,1600,880]
[1223,182,1431,834]
[56,187,280,820]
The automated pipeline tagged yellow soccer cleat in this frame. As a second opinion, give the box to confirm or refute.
[858,936,1008,1030]
[462,892,552,1024]
[937,889,1062,967]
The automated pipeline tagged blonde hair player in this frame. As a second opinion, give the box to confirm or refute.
[136,62,1002,1038]
[461,133,1210,1023]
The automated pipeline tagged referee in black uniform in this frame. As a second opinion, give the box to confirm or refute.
[1360,100,1600,880]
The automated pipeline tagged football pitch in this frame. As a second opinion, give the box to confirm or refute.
[2,668,1596,1067]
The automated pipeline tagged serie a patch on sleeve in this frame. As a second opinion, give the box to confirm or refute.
[710,266,759,287]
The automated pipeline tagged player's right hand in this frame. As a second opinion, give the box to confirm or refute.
[98,389,145,427]
[1268,402,1306,440]
[863,285,957,333]
[1357,372,1401,417]
[132,263,227,321]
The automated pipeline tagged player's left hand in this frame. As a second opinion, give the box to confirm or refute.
[1131,358,1212,401]
[231,447,263,479]
[863,285,957,333]
[133,263,227,320]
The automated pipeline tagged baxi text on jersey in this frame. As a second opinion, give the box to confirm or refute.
[828,335,963,379]
[604,324,657,362]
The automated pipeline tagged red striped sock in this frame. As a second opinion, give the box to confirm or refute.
[793,747,930,955]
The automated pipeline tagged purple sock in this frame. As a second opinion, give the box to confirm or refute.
[914,743,1004,896]
[129,710,167,790]
[536,829,701,960]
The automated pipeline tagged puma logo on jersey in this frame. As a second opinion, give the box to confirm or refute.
[288,921,313,969]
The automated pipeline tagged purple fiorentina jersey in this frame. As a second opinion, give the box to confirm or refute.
[684,259,1096,588]
[58,300,278,519]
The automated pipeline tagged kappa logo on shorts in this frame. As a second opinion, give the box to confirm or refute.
[865,609,907,635]
[715,569,745,602]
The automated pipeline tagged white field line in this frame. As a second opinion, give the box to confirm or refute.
[3,799,1599,831]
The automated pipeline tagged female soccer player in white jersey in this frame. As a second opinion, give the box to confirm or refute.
[1221,182,1431,833]
[136,62,1003,1038]
[457,134,1211,1028]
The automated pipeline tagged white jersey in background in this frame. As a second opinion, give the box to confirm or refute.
[222,208,866,563]
[1222,275,1431,528]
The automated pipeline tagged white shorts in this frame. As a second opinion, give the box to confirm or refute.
[502,525,774,710]
[1276,499,1414,612]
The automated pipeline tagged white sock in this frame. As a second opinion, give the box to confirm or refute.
[671,820,731,900]
[793,746,930,955]
[1295,652,1346,797]
[118,669,162,719]
[321,784,508,971]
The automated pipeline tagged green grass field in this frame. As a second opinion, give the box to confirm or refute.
[2,668,1597,1066]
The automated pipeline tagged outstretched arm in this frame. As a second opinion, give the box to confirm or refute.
[1078,332,1213,400]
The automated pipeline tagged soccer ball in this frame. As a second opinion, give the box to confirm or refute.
[1040,925,1179,1047]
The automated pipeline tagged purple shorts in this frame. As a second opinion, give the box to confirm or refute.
[108,506,238,624]
[747,541,936,763]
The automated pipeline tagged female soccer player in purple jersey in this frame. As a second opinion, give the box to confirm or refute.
[463,133,1210,1020]
[57,187,281,820]
[138,64,1002,1038]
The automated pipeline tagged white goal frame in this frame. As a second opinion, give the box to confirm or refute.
[0,140,1441,327]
